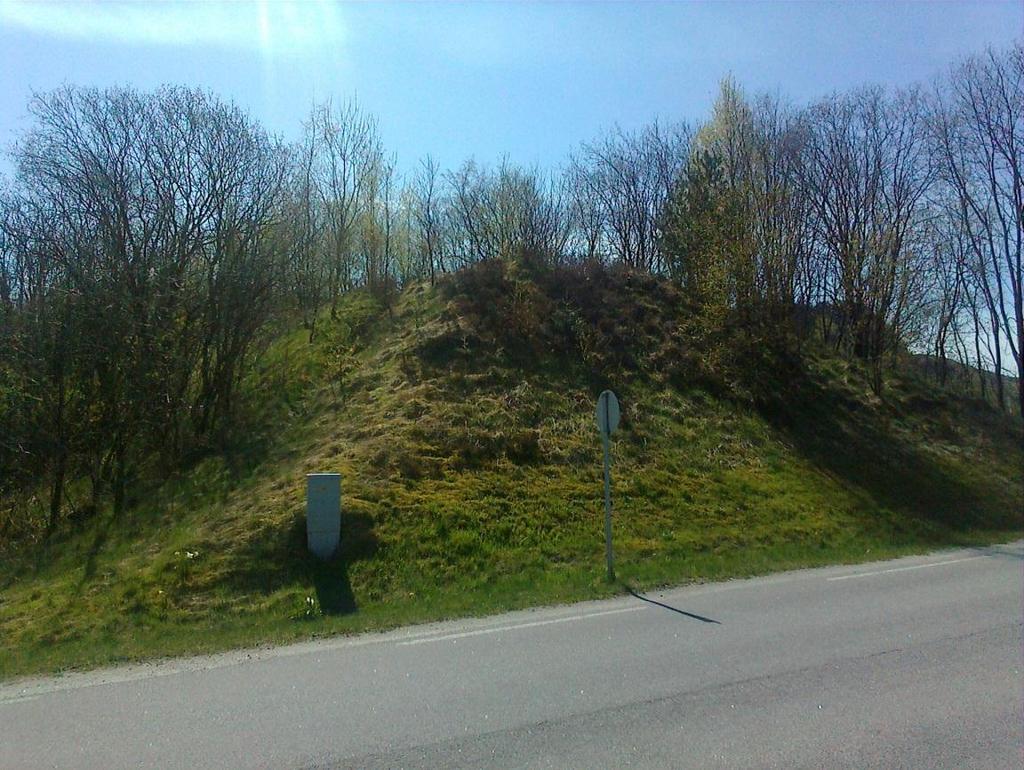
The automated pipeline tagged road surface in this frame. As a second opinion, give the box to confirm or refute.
[2,543,1022,768]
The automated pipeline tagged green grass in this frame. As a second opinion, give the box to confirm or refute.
[1,268,1021,680]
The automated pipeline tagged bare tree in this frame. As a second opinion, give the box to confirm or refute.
[444,159,569,266]
[576,123,689,271]
[411,155,446,283]
[912,193,972,387]
[683,80,816,337]
[284,131,329,341]
[9,84,285,522]
[304,100,382,314]
[565,155,607,262]
[801,87,933,391]
[932,43,1023,415]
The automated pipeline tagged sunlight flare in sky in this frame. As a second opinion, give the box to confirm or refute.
[0,0,345,55]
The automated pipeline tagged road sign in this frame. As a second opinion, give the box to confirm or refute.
[596,390,620,435]
[596,390,619,582]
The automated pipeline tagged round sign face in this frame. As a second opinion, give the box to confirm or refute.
[596,390,620,435]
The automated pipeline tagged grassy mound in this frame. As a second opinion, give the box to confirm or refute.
[1,262,1021,679]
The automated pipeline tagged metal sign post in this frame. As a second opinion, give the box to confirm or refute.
[596,390,620,582]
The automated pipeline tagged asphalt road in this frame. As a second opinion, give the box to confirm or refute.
[2,543,1022,769]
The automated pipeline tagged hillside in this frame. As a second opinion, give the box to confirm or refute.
[909,354,1021,418]
[1,262,1021,679]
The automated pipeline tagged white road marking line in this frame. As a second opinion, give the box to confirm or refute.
[827,555,986,582]
[0,693,42,705]
[396,605,647,646]
[0,606,648,703]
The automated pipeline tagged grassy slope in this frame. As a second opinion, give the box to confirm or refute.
[2,267,1021,679]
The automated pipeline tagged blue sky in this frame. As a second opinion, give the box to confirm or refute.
[1,1,1022,176]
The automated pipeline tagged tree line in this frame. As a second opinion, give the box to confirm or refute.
[1,43,1021,533]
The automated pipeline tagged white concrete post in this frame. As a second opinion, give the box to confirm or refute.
[306,473,341,560]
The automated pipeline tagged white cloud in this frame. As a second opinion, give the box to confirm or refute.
[0,0,345,55]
